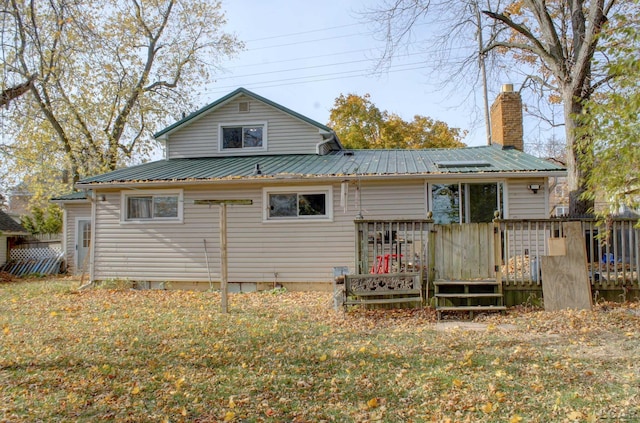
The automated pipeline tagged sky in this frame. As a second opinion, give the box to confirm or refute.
[189,0,564,149]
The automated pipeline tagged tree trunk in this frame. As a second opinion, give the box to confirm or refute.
[563,90,594,217]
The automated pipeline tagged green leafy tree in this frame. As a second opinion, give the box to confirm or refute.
[328,93,466,149]
[0,0,242,206]
[327,93,385,149]
[21,204,62,235]
[365,0,637,216]
[578,11,640,218]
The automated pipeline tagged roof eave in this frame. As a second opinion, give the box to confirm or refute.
[74,169,567,190]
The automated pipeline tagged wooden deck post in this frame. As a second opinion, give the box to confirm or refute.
[220,203,228,313]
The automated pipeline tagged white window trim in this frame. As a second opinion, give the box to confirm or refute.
[218,121,268,153]
[262,185,333,223]
[120,189,184,224]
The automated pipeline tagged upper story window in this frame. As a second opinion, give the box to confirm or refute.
[263,186,333,222]
[121,189,183,223]
[219,122,267,151]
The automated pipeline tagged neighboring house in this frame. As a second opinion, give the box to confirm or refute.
[54,86,565,290]
[545,158,569,217]
[5,183,32,217]
[0,209,29,267]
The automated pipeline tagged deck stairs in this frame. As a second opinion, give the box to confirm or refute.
[433,279,506,320]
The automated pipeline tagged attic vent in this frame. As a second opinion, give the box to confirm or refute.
[238,101,249,113]
[435,160,491,168]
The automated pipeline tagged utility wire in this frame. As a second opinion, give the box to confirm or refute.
[213,52,427,81]
[244,22,363,43]
[202,64,429,95]
[245,21,429,51]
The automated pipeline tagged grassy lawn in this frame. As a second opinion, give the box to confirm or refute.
[1,277,639,422]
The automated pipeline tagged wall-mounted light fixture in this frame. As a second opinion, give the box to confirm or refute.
[527,184,541,194]
[97,194,106,201]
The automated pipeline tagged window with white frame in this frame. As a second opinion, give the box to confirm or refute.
[219,122,267,151]
[428,182,503,224]
[263,186,333,221]
[122,190,183,222]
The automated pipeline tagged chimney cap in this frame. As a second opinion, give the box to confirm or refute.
[501,83,514,93]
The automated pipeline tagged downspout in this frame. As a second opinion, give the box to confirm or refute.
[316,133,337,155]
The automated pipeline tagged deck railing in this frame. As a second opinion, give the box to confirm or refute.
[354,219,432,281]
[353,218,639,293]
[497,219,639,287]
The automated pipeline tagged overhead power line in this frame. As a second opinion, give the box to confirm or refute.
[244,22,363,43]
[201,63,429,95]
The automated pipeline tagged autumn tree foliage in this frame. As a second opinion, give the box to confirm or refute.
[578,10,640,218]
[328,93,466,149]
[366,0,637,216]
[0,0,241,206]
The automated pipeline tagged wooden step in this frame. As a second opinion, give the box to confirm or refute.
[436,306,507,312]
[434,293,503,298]
[345,297,422,305]
[433,280,501,286]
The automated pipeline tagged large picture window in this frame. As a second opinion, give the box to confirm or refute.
[263,186,333,221]
[429,182,502,224]
[219,122,267,151]
[121,190,183,222]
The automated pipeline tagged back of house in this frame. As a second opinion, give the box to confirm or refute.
[54,86,565,291]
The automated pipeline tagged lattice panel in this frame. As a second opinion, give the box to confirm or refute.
[10,247,62,261]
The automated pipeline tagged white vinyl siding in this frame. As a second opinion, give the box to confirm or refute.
[505,178,548,219]
[90,180,426,284]
[357,180,427,219]
[88,178,548,286]
[166,95,324,158]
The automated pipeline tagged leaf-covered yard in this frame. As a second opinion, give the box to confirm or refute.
[1,278,639,422]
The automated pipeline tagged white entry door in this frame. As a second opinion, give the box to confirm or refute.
[76,218,91,274]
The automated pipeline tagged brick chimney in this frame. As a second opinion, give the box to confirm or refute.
[490,84,523,150]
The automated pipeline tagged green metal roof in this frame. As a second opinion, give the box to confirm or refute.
[51,191,89,201]
[154,87,335,139]
[76,146,565,187]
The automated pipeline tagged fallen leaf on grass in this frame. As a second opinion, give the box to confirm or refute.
[567,410,583,420]
[481,401,496,413]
